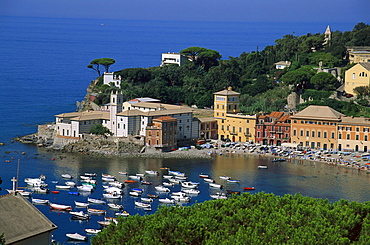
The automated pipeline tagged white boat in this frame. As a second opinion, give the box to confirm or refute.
[115,211,130,217]
[87,208,106,215]
[209,183,223,189]
[203,178,215,183]
[258,165,268,169]
[74,201,89,207]
[172,195,191,202]
[31,187,50,193]
[219,176,231,180]
[129,175,142,180]
[70,211,90,220]
[145,170,158,175]
[109,181,124,188]
[80,175,91,180]
[163,175,173,179]
[159,198,175,204]
[102,177,116,182]
[24,177,46,186]
[227,179,240,183]
[118,171,127,175]
[104,187,123,195]
[66,233,87,241]
[168,178,181,184]
[108,203,123,210]
[84,228,101,234]
[83,179,97,184]
[134,201,151,208]
[87,198,106,205]
[181,182,198,189]
[102,173,116,178]
[175,176,187,180]
[55,185,71,189]
[210,192,228,199]
[77,185,94,192]
[61,174,72,179]
[182,189,200,195]
[103,193,122,199]
[84,172,97,177]
[140,197,153,203]
[162,182,174,187]
[129,191,141,197]
[50,203,72,211]
[32,198,49,204]
[154,186,170,192]
[136,173,145,177]
[65,181,76,186]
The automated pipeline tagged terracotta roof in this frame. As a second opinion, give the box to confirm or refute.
[291,105,344,121]
[213,89,240,96]
[0,193,57,244]
[269,111,284,118]
[153,116,177,122]
[340,116,370,126]
[277,115,291,122]
[55,111,110,121]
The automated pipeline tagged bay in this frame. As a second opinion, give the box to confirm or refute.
[0,16,362,244]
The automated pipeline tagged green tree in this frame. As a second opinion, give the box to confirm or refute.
[87,58,116,76]
[89,124,112,136]
[309,72,340,91]
[87,58,103,76]
[0,233,5,245]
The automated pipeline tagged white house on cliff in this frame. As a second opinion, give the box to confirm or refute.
[55,92,199,143]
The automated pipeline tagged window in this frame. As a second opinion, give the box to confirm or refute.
[352,73,356,79]
[306,131,309,137]
[300,130,303,136]
[346,127,352,131]
[318,132,321,138]
[356,127,360,132]
[356,135,359,140]
[257,132,260,138]
[346,134,350,140]
[339,134,342,139]
[331,132,335,139]
[364,128,369,132]
[365,135,368,141]
[323,132,327,138]
[312,131,315,137]
[148,131,152,136]
[293,130,296,136]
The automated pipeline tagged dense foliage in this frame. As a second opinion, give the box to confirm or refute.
[89,124,113,136]
[90,22,370,115]
[92,192,370,244]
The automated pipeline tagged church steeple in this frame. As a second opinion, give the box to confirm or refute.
[324,25,331,46]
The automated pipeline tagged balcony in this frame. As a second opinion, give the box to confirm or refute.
[244,133,251,137]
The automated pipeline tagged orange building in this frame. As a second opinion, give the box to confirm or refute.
[145,116,177,151]
[338,117,370,152]
[290,106,344,150]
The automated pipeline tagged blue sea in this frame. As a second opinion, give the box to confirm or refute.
[0,16,362,244]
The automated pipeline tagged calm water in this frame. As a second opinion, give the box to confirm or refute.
[0,16,361,243]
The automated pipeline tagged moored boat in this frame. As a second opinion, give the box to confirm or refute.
[108,203,123,210]
[70,211,90,220]
[55,185,71,189]
[258,165,268,169]
[87,197,106,205]
[203,178,215,183]
[145,170,158,175]
[87,208,106,215]
[154,185,170,192]
[227,179,240,183]
[50,203,72,211]
[219,176,231,180]
[210,192,228,199]
[147,194,159,198]
[134,201,151,208]
[140,197,154,203]
[124,179,136,183]
[84,228,101,234]
[115,211,130,217]
[158,198,175,204]
[74,201,89,207]
[141,180,152,185]
[209,183,222,189]
[226,190,241,195]
[182,188,200,195]
[181,182,198,189]
[199,173,209,178]
[243,187,256,190]
[66,233,87,241]
[31,198,49,204]
[103,193,122,199]
[61,174,73,179]
[129,191,141,197]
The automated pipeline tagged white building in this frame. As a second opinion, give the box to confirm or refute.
[55,92,199,143]
[161,52,190,66]
[103,72,121,87]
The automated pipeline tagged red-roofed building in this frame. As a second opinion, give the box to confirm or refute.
[146,116,177,151]
[255,112,291,146]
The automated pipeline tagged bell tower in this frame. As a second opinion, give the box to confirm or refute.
[110,91,124,136]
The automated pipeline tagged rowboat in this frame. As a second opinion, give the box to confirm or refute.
[50,203,72,211]
[88,197,106,205]
[199,174,209,178]
[97,221,112,227]
[102,177,116,182]
[141,181,152,185]
[108,203,123,210]
[243,187,256,190]
[102,173,116,178]
[124,180,136,183]
[118,171,127,175]
[32,198,49,204]
[131,188,144,193]
[74,201,89,207]
[51,190,59,194]
[87,208,106,215]
[84,228,101,234]
[66,233,87,241]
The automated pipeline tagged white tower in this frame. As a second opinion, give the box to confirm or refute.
[110,91,124,136]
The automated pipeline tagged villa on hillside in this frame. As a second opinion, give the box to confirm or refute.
[344,63,370,95]
[346,46,370,64]
[160,52,190,66]
[55,92,199,148]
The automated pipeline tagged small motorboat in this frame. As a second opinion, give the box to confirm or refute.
[124,179,136,184]
[74,201,89,207]
[118,171,127,175]
[102,173,116,178]
[102,177,116,182]
[182,189,200,195]
[172,195,191,202]
[131,188,144,193]
[158,198,175,204]
[68,191,80,196]
[65,181,76,186]
[84,172,97,177]
[61,174,72,179]
[51,190,59,194]
[243,187,256,191]
[227,179,240,183]
[70,211,90,220]
[129,175,142,180]
[181,182,198,189]
[258,165,268,169]
[162,182,174,187]
[141,180,152,185]
[108,203,123,210]
[140,197,154,203]
[134,201,151,208]
[115,211,130,217]
[203,178,215,183]
[129,191,141,197]
[210,192,228,199]
[209,183,222,189]
[104,187,123,195]
[55,185,71,189]
[87,208,106,215]
[145,170,158,175]
[147,194,159,198]
[66,233,87,241]
[168,178,181,184]
[77,185,94,192]
[50,203,72,211]
[154,186,170,192]
[103,193,122,199]
[219,176,231,180]
[163,175,173,179]
[31,187,50,194]
[32,198,49,205]
[87,198,106,205]
[84,228,101,234]
[199,173,209,178]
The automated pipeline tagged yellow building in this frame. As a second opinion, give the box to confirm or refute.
[348,51,370,64]
[338,117,370,152]
[345,63,370,95]
[213,87,256,142]
[290,105,344,150]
